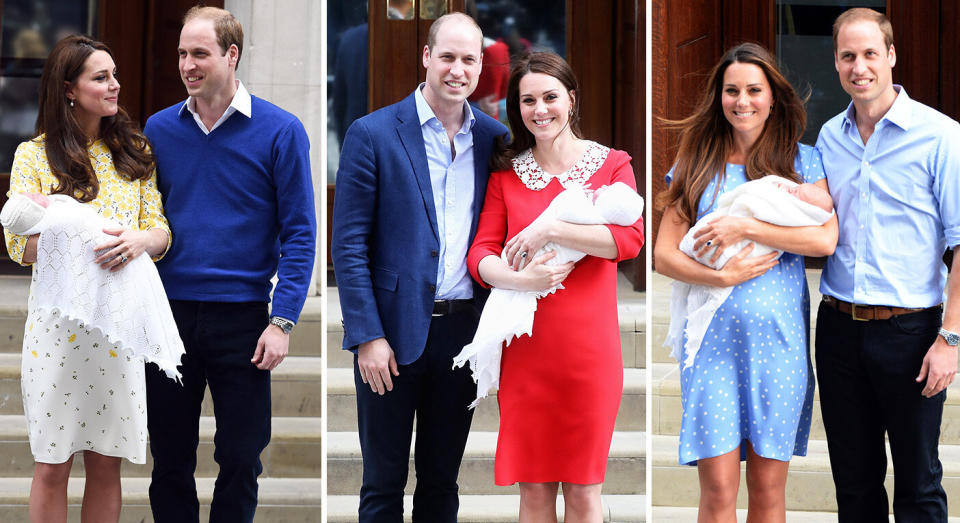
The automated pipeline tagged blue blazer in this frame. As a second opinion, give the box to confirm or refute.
[332,91,509,365]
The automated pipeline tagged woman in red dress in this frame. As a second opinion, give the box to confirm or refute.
[467,52,644,522]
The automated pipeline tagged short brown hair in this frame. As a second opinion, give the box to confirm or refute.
[833,8,894,52]
[426,12,482,51]
[183,6,244,67]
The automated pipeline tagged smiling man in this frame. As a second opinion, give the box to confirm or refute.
[332,11,508,523]
[142,6,316,523]
[815,8,960,521]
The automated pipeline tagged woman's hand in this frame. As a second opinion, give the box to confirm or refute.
[692,216,756,265]
[513,250,575,292]
[504,219,555,270]
[717,243,779,287]
[94,227,154,271]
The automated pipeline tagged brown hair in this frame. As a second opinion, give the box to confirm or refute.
[36,35,155,203]
[491,52,583,171]
[426,12,482,51]
[833,8,893,52]
[656,42,807,225]
[183,6,244,67]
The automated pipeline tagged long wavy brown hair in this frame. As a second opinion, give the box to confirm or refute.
[656,42,807,225]
[491,52,583,172]
[36,35,154,202]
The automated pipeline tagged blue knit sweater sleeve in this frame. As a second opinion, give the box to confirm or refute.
[270,118,317,322]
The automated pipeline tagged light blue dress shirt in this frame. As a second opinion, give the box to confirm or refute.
[414,84,477,300]
[817,86,960,308]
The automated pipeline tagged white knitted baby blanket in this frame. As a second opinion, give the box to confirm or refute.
[15,195,184,380]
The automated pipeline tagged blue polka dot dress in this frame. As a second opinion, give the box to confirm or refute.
[672,144,823,465]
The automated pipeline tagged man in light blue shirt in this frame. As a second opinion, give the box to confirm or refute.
[332,12,508,522]
[815,8,960,521]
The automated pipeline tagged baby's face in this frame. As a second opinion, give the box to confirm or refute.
[23,193,49,208]
[787,184,833,212]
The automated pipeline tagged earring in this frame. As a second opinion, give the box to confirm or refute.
[69,99,74,108]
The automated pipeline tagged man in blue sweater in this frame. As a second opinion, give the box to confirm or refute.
[142,7,316,522]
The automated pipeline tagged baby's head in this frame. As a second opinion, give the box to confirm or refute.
[23,193,49,208]
[785,183,833,213]
[0,192,49,235]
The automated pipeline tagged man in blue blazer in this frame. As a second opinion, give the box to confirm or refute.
[332,12,509,523]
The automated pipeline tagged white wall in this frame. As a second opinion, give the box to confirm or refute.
[227,0,325,297]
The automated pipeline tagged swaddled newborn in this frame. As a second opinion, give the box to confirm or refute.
[680,178,834,269]
[1,192,184,380]
[666,176,834,369]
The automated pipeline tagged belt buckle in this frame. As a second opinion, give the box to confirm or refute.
[850,303,870,321]
[432,300,445,317]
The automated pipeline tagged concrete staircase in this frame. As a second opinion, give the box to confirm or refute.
[326,273,647,522]
[0,275,322,522]
[650,270,960,521]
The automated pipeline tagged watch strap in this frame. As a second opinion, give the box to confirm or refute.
[270,316,295,335]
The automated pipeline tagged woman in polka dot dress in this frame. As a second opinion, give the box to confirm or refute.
[654,43,838,520]
[3,36,171,523]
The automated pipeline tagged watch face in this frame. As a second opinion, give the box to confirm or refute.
[941,329,960,346]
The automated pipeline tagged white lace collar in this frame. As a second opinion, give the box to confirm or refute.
[512,141,610,191]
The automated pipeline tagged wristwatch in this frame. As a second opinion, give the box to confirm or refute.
[270,316,295,335]
[938,327,960,347]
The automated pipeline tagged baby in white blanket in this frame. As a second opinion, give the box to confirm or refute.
[453,182,644,408]
[1,192,184,380]
[666,176,833,369]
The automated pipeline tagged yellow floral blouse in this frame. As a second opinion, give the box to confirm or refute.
[4,136,171,265]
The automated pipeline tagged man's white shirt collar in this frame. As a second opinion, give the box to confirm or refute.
[179,80,252,135]
[414,83,476,133]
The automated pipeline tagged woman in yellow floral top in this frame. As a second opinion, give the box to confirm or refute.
[2,36,170,523]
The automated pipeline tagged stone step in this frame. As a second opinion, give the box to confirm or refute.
[327,494,646,522]
[0,353,321,417]
[327,431,645,496]
[651,506,960,522]
[651,361,960,444]
[0,414,320,478]
[0,276,322,357]
[0,476,320,522]
[325,281,646,370]
[651,433,960,516]
[326,367,645,432]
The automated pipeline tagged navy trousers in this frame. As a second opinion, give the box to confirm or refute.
[145,300,272,523]
[355,308,479,523]
[816,301,947,522]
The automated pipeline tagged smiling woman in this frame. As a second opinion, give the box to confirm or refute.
[4,34,171,523]
[66,50,120,139]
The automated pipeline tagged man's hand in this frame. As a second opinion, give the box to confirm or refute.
[916,337,958,397]
[358,337,399,395]
[251,324,289,370]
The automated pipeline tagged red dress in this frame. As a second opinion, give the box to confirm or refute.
[467,143,644,485]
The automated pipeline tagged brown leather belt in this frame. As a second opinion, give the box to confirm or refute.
[822,295,938,321]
